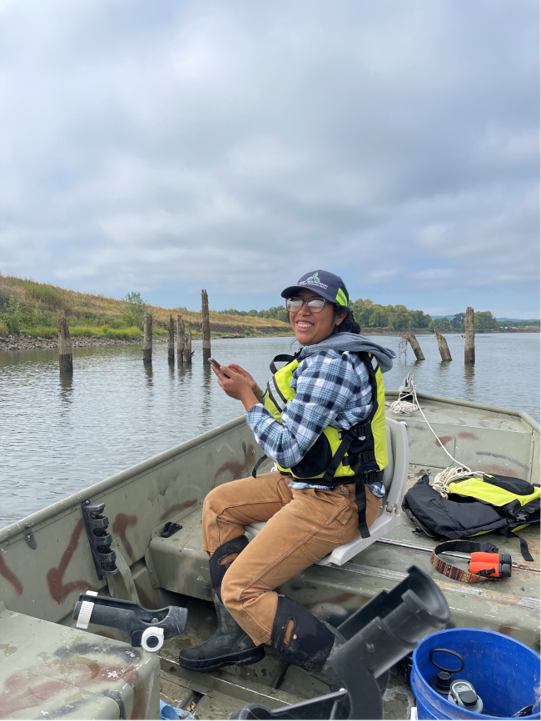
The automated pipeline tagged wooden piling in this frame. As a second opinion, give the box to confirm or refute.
[58,316,73,372]
[167,315,175,364]
[185,327,192,364]
[143,313,152,364]
[177,315,185,363]
[435,330,452,361]
[405,331,425,361]
[464,307,475,364]
[201,289,211,361]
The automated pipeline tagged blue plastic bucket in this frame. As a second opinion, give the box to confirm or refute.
[411,628,541,720]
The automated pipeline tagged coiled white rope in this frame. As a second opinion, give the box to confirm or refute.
[389,399,420,415]
[390,375,473,497]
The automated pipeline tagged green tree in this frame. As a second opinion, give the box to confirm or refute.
[474,311,499,333]
[433,316,451,331]
[451,313,466,331]
[6,296,22,334]
[121,292,149,329]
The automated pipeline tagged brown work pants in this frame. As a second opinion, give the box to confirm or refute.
[202,471,380,646]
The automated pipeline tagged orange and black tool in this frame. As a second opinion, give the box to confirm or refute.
[431,540,513,584]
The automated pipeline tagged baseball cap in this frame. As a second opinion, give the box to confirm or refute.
[281,270,349,307]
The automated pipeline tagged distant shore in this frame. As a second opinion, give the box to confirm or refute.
[1,326,537,353]
[0,331,283,352]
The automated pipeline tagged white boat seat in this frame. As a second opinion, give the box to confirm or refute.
[244,417,409,567]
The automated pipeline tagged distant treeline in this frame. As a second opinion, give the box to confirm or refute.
[215,300,539,333]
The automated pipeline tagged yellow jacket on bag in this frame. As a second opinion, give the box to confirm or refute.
[262,352,388,483]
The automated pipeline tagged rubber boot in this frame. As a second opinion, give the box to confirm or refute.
[178,536,265,671]
[271,595,346,690]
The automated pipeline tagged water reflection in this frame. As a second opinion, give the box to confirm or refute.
[144,362,154,387]
[200,362,213,429]
[59,371,74,405]
[463,363,475,400]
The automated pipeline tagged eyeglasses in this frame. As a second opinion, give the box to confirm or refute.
[285,297,327,313]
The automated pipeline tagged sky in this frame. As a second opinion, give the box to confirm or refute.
[0,1,539,317]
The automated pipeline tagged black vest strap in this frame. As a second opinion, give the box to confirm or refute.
[252,454,268,479]
[354,478,370,539]
[269,354,298,375]
[321,427,357,485]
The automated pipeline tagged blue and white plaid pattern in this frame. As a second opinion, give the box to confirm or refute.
[246,349,385,498]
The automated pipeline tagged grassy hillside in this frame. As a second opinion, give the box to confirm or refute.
[0,275,291,338]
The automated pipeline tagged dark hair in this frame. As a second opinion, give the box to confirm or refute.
[332,306,360,334]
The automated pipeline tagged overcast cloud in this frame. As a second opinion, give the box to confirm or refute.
[1,0,539,316]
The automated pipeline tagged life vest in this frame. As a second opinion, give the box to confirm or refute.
[262,351,388,482]
[402,473,540,561]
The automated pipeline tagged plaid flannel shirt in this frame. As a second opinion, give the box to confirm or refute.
[246,348,385,497]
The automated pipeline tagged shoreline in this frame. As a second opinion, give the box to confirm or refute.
[0,327,537,353]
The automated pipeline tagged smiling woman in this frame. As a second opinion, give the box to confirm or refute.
[178,269,396,684]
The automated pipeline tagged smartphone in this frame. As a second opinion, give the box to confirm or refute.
[208,358,230,377]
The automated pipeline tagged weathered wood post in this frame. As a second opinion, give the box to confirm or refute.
[185,326,192,364]
[201,289,211,361]
[435,330,452,361]
[465,307,475,364]
[168,314,175,364]
[177,315,185,363]
[143,313,152,364]
[405,331,425,361]
[58,316,73,372]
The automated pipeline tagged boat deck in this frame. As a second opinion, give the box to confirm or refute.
[149,460,539,719]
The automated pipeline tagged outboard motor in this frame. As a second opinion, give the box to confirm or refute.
[234,566,450,720]
[73,591,188,652]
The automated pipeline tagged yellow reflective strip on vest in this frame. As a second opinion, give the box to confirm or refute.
[372,364,388,470]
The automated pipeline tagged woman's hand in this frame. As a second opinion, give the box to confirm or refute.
[226,364,263,399]
[211,364,260,412]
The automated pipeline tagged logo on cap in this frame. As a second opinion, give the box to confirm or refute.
[300,271,328,290]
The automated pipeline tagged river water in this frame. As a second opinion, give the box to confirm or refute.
[0,333,539,528]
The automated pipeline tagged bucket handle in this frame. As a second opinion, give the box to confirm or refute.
[429,648,465,674]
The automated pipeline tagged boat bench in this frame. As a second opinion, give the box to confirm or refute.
[0,601,160,720]
[148,418,409,600]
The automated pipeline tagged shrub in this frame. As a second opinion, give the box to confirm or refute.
[0,319,8,336]
[121,292,149,329]
[6,296,22,334]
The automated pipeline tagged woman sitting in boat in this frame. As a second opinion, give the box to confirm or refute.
[179,270,395,683]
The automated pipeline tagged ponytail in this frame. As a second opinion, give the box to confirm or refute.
[333,306,360,334]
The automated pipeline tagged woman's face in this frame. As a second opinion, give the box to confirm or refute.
[288,288,346,345]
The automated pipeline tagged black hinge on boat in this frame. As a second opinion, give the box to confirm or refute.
[81,501,118,580]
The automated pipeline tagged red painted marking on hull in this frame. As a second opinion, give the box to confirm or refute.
[435,435,453,447]
[1,663,141,718]
[0,555,23,595]
[112,513,138,561]
[159,499,197,521]
[213,444,257,485]
[46,518,97,604]
[458,432,479,440]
